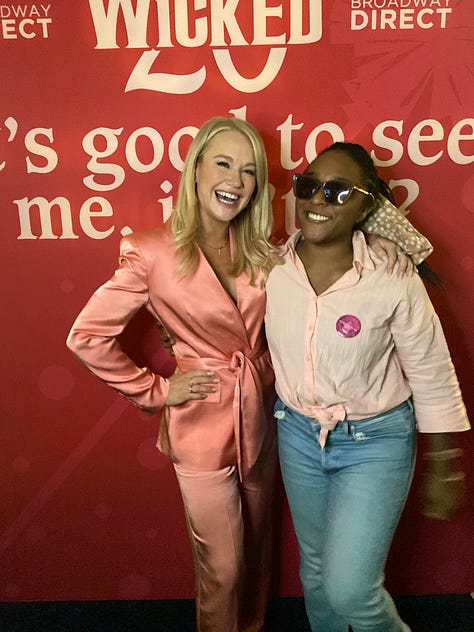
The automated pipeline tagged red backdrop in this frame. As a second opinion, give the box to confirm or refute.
[1,0,473,602]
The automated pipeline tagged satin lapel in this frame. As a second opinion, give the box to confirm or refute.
[234,269,266,350]
[193,244,250,346]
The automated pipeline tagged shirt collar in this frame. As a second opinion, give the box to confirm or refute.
[284,229,376,273]
[352,230,376,272]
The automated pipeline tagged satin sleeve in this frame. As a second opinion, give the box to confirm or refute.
[66,235,170,414]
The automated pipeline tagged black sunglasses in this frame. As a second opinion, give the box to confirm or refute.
[292,174,375,205]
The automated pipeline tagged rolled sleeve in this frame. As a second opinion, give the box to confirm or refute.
[390,276,469,433]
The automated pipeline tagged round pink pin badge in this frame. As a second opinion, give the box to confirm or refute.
[336,315,361,338]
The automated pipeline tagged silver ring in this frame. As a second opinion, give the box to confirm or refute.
[189,385,193,393]
[189,379,193,387]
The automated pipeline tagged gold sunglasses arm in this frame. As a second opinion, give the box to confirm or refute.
[353,185,375,201]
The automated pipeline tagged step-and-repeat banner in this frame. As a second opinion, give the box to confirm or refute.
[2,1,473,600]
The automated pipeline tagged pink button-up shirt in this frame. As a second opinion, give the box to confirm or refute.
[265,231,470,441]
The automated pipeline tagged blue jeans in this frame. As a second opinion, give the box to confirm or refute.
[276,398,416,632]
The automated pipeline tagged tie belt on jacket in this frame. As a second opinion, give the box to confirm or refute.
[176,348,268,479]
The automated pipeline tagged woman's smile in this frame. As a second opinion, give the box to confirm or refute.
[214,189,241,207]
[306,210,331,222]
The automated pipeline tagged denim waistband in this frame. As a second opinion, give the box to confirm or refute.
[340,399,414,433]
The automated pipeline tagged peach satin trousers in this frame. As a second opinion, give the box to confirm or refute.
[174,442,277,632]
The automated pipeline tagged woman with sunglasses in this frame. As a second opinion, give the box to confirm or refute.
[265,142,469,632]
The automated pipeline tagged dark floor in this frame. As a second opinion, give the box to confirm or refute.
[1,595,473,631]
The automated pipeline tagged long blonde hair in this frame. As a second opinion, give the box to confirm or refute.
[171,116,281,283]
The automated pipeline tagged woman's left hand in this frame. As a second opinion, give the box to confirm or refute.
[418,471,466,521]
[367,235,415,276]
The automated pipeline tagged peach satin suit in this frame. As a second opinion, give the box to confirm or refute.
[67,220,277,632]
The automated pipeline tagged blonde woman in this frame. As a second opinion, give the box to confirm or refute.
[68,117,281,632]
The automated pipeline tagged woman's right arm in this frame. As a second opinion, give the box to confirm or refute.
[67,236,219,410]
[66,235,170,413]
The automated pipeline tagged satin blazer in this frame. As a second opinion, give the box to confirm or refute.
[67,220,276,475]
